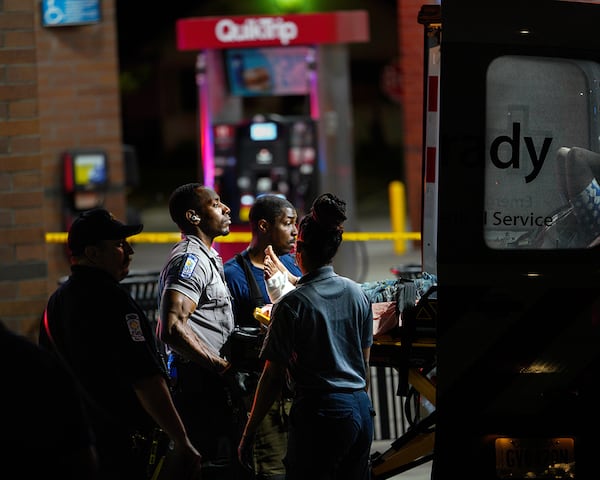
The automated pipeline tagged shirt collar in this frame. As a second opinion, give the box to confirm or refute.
[183,234,220,259]
[297,265,335,285]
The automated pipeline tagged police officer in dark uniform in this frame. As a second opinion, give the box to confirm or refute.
[40,208,201,480]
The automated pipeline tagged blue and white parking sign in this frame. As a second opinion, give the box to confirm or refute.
[41,0,101,27]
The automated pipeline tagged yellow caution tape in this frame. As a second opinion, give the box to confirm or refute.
[46,230,421,244]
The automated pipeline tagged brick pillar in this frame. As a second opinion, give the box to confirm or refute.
[0,0,124,338]
[398,0,437,241]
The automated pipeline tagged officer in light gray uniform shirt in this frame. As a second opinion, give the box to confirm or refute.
[158,183,252,480]
[160,234,234,353]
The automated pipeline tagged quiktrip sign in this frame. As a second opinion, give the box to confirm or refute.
[177,11,369,50]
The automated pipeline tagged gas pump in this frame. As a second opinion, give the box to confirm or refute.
[213,122,239,221]
[217,115,318,224]
[285,116,318,215]
[235,116,291,222]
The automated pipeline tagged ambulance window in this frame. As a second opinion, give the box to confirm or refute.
[484,55,600,249]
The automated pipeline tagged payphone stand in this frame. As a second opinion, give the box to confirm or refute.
[62,148,109,241]
[176,11,369,269]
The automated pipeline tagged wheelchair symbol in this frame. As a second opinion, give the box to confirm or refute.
[44,0,64,25]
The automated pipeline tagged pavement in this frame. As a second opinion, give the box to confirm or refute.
[131,203,432,480]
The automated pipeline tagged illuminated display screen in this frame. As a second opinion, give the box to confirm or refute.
[250,122,278,141]
[74,153,108,188]
[225,47,310,97]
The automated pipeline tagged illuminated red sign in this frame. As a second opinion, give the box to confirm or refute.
[177,11,369,50]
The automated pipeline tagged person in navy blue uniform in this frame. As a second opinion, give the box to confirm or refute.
[40,208,201,480]
[238,193,375,480]
[224,194,300,480]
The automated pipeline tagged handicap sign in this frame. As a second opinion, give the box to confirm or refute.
[41,0,101,27]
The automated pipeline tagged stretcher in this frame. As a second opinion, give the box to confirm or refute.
[369,286,437,479]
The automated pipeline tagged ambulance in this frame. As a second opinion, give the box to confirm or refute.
[421,0,600,478]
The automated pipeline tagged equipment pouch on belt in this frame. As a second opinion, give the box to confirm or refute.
[228,325,266,373]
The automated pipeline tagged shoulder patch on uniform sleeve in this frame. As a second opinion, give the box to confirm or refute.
[180,253,199,279]
[126,314,146,342]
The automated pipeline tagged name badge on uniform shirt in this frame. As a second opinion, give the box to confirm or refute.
[180,254,199,279]
[126,314,146,342]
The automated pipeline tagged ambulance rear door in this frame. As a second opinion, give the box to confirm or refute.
[434,1,600,478]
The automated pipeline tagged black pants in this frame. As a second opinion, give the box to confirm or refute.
[94,427,149,480]
[172,360,253,480]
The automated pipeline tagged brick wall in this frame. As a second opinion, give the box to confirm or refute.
[398,0,438,238]
[0,0,125,339]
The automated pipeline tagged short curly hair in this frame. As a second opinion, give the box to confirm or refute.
[168,183,203,230]
[249,194,294,232]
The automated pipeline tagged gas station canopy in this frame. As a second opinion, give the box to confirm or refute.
[177,11,369,50]
[175,9,370,274]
